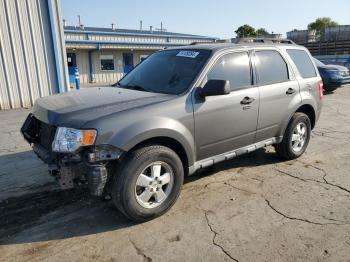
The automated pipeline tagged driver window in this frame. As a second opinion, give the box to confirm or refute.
[207,52,252,91]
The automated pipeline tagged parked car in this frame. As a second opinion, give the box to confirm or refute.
[314,58,350,92]
[21,43,323,222]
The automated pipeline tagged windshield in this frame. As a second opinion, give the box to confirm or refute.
[313,58,325,67]
[117,49,211,95]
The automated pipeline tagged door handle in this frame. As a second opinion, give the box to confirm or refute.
[286,88,296,95]
[240,96,255,105]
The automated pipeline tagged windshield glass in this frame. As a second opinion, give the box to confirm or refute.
[117,49,211,95]
[313,58,325,67]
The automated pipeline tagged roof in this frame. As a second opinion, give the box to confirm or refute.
[165,42,306,52]
[64,26,218,40]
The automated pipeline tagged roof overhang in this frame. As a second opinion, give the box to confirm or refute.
[64,29,218,40]
[65,39,188,50]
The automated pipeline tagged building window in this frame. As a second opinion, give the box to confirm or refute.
[100,55,114,71]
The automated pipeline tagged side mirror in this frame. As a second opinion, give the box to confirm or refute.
[199,80,231,97]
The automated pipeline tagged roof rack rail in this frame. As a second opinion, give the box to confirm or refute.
[233,38,295,44]
[190,41,217,45]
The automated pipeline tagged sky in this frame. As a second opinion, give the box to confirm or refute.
[61,0,350,39]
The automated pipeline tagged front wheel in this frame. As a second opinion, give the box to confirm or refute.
[275,112,311,160]
[111,145,184,222]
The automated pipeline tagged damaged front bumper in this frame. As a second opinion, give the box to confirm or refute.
[21,114,123,196]
[33,141,122,196]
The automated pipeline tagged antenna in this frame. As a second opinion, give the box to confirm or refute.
[140,20,143,30]
[156,22,167,32]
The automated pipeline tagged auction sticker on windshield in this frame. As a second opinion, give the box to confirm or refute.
[176,51,200,58]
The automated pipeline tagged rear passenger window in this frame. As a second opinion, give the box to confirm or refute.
[207,52,252,90]
[255,50,289,85]
[287,49,317,78]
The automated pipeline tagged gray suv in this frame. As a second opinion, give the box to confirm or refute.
[21,43,323,221]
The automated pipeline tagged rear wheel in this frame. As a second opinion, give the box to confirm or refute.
[112,145,184,222]
[275,112,311,160]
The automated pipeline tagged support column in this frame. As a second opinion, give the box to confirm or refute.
[88,50,95,83]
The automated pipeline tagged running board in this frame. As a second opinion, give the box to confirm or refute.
[188,137,282,175]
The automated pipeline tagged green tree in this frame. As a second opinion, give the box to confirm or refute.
[308,17,338,36]
[235,24,256,38]
[256,28,269,36]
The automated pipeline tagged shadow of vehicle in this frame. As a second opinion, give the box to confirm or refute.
[0,147,284,245]
[323,90,336,96]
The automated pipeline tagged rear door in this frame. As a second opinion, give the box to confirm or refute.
[254,49,301,141]
[193,51,259,160]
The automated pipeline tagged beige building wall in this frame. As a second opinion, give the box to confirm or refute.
[74,49,154,85]
[0,0,68,109]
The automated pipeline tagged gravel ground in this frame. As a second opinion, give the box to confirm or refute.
[0,85,350,262]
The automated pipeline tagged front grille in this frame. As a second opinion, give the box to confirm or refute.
[21,114,57,150]
[39,122,57,150]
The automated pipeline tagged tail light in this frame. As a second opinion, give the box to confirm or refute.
[318,81,324,99]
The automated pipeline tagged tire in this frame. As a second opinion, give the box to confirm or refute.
[275,112,311,160]
[111,145,184,222]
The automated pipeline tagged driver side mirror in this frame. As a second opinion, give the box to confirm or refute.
[199,80,231,97]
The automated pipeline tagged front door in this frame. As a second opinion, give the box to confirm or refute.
[193,51,259,161]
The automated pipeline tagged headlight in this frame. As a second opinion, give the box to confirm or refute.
[52,127,97,153]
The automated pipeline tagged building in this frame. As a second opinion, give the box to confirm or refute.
[0,0,68,109]
[287,30,317,44]
[64,25,218,87]
[287,26,350,56]
[0,0,217,109]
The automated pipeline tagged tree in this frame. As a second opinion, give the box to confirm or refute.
[256,28,269,36]
[308,17,338,36]
[235,24,256,38]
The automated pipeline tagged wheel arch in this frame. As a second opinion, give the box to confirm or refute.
[278,103,316,139]
[127,136,191,176]
[295,104,316,129]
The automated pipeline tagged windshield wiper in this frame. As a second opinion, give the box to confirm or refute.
[118,84,147,92]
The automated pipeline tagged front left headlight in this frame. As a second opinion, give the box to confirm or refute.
[52,127,97,153]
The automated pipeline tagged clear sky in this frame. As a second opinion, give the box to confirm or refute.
[61,0,350,39]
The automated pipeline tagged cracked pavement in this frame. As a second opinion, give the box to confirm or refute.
[1,85,350,261]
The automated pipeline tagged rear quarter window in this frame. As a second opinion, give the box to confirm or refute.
[286,49,317,78]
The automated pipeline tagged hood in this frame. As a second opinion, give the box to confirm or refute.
[32,87,175,127]
[318,64,349,71]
